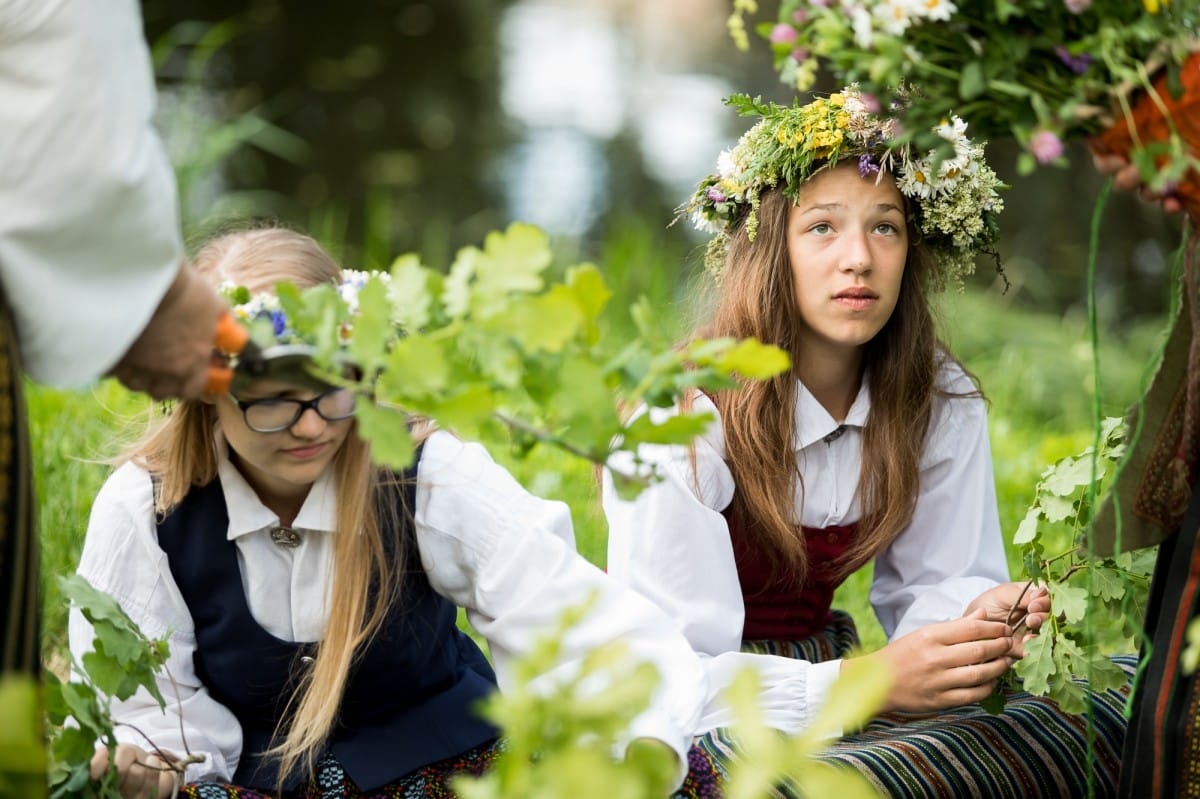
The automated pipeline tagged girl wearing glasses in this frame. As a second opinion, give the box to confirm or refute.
[69,225,714,799]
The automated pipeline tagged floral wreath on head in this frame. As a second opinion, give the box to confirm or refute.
[219,269,389,345]
[682,86,1006,287]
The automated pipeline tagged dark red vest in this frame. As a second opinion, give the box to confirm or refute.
[723,506,858,641]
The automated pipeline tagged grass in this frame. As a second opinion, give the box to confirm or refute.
[31,275,1166,664]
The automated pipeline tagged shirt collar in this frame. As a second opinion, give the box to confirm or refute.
[792,373,871,450]
[214,432,339,541]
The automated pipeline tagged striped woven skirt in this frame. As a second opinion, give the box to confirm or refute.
[689,611,1136,799]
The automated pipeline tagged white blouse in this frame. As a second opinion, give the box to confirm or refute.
[0,0,183,386]
[69,430,707,788]
[602,360,1010,736]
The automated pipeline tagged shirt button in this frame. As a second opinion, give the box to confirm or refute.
[300,655,315,666]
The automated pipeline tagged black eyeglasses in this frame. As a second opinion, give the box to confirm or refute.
[228,389,357,433]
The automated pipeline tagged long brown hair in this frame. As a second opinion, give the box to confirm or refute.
[691,186,976,585]
[119,223,417,785]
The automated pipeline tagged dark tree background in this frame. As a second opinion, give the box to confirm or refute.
[142,0,512,270]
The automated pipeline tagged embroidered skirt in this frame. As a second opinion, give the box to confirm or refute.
[178,738,725,799]
[689,611,1135,799]
[179,741,502,799]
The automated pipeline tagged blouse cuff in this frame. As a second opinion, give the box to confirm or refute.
[805,660,844,738]
[618,709,693,791]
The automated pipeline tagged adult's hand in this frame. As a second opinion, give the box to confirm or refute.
[89,743,179,799]
[844,609,1013,713]
[1091,152,1184,214]
[108,262,224,400]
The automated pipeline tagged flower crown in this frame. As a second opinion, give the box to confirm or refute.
[219,269,387,344]
[683,87,1005,286]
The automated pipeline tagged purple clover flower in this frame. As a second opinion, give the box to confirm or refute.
[1029,130,1064,164]
[707,186,727,203]
[1064,0,1092,12]
[1054,46,1093,75]
[769,24,798,45]
[858,155,881,177]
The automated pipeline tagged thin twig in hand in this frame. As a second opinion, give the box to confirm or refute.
[1005,579,1035,627]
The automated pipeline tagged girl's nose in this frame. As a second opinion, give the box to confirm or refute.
[289,406,327,437]
[839,231,872,274]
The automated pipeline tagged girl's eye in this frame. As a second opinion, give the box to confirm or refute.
[874,222,900,235]
[810,222,833,235]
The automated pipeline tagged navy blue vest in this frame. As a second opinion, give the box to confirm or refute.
[155,463,498,791]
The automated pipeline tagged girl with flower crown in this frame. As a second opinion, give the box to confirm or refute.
[70,225,722,799]
[602,89,1136,797]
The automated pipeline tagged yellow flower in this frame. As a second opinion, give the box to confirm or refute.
[1143,0,1168,12]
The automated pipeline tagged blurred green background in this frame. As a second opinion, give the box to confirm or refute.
[34,0,1185,664]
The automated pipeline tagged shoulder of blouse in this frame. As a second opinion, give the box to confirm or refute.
[923,357,988,464]
[605,392,733,511]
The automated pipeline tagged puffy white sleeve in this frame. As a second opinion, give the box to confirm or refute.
[0,0,182,386]
[601,397,842,737]
[413,431,708,789]
[68,463,242,784]
[870,364,1011,639]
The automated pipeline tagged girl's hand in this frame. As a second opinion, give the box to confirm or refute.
[89,743,180,799]
[965,581,1051,658]
[845,609,1013,713]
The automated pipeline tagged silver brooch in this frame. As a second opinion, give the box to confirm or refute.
[269,526,301,547]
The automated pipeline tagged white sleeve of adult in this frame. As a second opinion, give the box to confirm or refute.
[414,432,708,791]
[0,0,183,386]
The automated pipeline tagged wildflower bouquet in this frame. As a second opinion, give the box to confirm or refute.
[731,0,1198,192]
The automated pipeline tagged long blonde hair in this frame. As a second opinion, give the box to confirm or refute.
[120,223,408,785]
[691,187,976,585]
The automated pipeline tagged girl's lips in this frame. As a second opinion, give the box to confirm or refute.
[282,442,327,459]
[834,289,878,310]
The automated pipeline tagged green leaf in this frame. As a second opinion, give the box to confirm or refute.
[81,647,143,702]
[622,412,715,448]
[354,403,415,469]
[1012,507,1041,545]
[1048,583,1089,624]
[795,761,881,799]
[1089,567,1125,602]
[801,657,890,742]
[565,263,612,326]
[713,338,791,380]
[1039,493,1075,524]
[1015,633,1056,695]
[959,61,985,99]
[0,675,47,780]
[1042,455,1096,496]
[388,253,433,331]
[346,275,394,375]
[492,289,584,354]
[1048,679,1087,715]
[979,686,1007,715]
[376,336,451,399]
[1080,651,1131,694]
